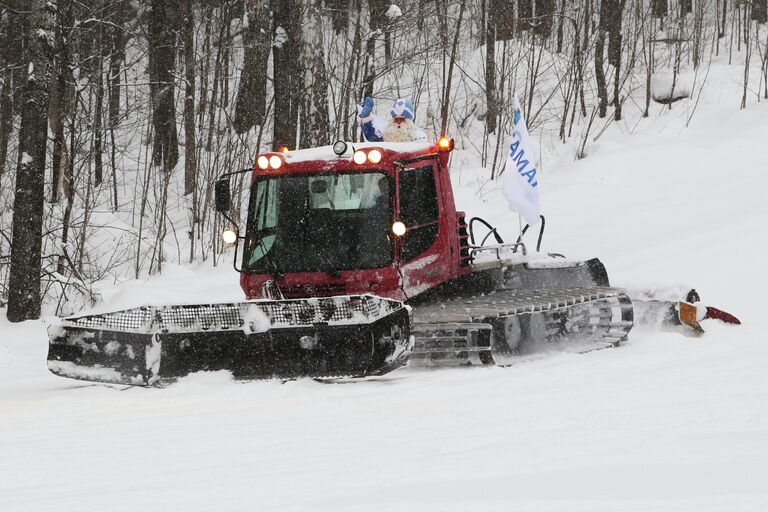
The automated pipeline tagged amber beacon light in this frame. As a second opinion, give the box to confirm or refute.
[438,137,454,151]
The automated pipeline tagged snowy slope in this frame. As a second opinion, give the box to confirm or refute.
[2,63,768,511]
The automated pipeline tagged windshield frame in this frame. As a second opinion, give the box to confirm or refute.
[241,170,394,275]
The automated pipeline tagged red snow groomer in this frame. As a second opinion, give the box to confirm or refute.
[48,139,636,386]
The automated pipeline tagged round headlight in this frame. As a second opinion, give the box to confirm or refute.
[222,229,237,245]
[257,156,269,170]
[392,221,406,237]
[367,149,382,164]
[353,150,367,165]
[269,155,282,169]
[333,141,348,156]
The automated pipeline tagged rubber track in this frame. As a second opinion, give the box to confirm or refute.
[409,287,634,365]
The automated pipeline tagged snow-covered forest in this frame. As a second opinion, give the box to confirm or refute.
[1,0,766,319]
[2,2,768,510]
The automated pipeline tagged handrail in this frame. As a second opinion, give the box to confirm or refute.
[470,242,527,260]
[468,217,504,247]
[514,215,546,253]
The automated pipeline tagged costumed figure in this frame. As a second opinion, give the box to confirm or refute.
[357,97,428,143]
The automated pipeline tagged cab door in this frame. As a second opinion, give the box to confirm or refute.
[396,161,452,298]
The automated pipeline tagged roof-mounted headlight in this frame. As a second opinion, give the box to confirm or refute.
[352,150,367,165]
[269,155,282,169]
[333,141,348,156]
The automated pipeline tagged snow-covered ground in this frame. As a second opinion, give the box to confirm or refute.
[2,62,768,510]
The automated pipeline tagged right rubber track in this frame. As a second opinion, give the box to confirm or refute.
[409,287,634,365]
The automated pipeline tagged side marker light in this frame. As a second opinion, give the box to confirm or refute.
[222,229,237,245]
[392,221,406,237]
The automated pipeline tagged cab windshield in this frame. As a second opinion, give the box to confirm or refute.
[242,171,393,273]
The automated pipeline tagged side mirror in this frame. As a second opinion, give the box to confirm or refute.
[215,177,231,213]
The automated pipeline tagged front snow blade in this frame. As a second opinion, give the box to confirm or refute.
[47,294,412,386]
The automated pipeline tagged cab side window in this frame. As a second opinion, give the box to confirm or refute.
[399,165,439,261]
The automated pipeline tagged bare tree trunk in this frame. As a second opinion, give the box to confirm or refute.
[607,1,624,67]
[234,0,271,134]
[742,6,752,109]
[485,0,498,134]
[556,0,565,52]
[754,0,767,24]
[57,92,79,275]
[7,0,56,322]
[273,0,301,149]
[595,25,608,118]
[518,0,532,33]
[299,0,331,148]
[533,0,555,38]
[359,0,386,102]
[148,0,179,171]
[0,47,13,182]
[94,13,104,186]
[0,0,21,183]
[327,0,349,33]
[182,0,196,196]
[108,4,126,127]
[721,0,728,38]
[607,0,626,119]
[206,4,228,152]
[583,0,592,51]
[440,0,467,136]
[197,8,212,132]
[0,67,12,180]
[692,0,704,68]
[49,19,68,203]
[341,4,362,141]
[490,0,515,40]
[643,12,654,117]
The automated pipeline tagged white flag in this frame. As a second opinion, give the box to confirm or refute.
[502,96,541,225]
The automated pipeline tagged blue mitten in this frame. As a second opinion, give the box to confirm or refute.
[358,96,374,119]
[357,96,384,142]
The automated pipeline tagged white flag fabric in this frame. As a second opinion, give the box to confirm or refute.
[502,96,541,225]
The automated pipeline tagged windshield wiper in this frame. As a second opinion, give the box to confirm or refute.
[250,232,283,279]
[322,257,341,278]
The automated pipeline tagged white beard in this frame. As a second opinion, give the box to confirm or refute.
[383,119,417,142]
